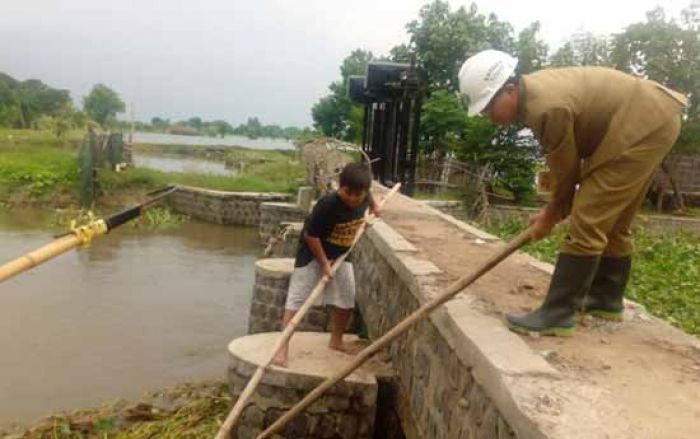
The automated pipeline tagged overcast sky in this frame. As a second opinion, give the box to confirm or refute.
[0,0,691,127]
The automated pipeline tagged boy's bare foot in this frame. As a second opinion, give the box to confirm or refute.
[328,340,362,355]
[271,347,288,368]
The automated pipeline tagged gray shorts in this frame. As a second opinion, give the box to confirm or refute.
[285,260,356,310]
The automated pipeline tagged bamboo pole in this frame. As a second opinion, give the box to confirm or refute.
[0,234,84,283]
[215,183,401,439]
[0,186,176,285]
[257,226,533,439]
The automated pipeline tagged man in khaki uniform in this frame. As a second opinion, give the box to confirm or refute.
[458,50,687,336]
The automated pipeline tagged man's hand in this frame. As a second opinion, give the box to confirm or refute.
[528,206,558,241]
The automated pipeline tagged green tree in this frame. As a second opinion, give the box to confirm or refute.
[405,1,515,91]
[311,94,347,137]
[14,79,71,128]
[551,31,612,67]
[515,22,549,74]
[187,116,203,130]
[611,5,700,118]
[211,120,233,138]
[83,84,125,127]
[419,90,468,156]
[311,49,375,139]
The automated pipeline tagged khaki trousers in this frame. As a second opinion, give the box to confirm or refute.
[561,115,682,257]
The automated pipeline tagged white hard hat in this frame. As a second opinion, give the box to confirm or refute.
[458,50,518,116]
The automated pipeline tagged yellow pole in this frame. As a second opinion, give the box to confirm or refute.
[0,219,107,284]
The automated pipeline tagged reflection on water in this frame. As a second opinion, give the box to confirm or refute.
[132,132,294,150]
[133,153,235,176]
[0,209,259,428]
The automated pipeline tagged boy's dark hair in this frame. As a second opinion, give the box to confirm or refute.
[339,162,371,192]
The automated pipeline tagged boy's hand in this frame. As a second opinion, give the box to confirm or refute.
[322,260,334,278]
[370,200,382,217]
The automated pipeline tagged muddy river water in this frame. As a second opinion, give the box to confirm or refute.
[0,209,259,428]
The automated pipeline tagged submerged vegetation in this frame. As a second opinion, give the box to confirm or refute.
[8,382,230,439]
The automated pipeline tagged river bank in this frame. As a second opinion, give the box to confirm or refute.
[0,128,303,211]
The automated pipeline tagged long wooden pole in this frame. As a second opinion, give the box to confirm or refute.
[0,234,84,283]
[215,183,402,439]
[257,226,533,439]
[0,186,176,285]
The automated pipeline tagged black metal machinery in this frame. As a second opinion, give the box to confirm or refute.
[348,61,422,195]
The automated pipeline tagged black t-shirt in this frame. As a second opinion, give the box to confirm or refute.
[295,191,370,267]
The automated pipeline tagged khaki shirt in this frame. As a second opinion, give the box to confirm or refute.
[519,67,687,218]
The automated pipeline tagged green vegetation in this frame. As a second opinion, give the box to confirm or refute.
[0,129,83,204]
[12,382,230,439]
[0,128,304,208]
[83,84,125,127]
[0,72,74,129]
[100,160,302,196]
[487,219,700,335]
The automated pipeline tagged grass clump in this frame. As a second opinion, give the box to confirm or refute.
[11,382,231,439]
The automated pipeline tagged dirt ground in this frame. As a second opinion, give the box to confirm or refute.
[380,190,700,439]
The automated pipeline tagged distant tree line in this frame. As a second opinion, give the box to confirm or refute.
[0,72,126,138]
[137,116,306,140]
[0,72,306,141]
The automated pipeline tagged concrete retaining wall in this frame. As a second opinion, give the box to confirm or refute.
[167,185,291,226]
[247,258,332,334]
[352,222,521,439]
[667,152,700,193]
[259,202,306,244]
[227,333,377,438]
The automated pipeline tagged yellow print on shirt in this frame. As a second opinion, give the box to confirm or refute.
[328,218,364,247]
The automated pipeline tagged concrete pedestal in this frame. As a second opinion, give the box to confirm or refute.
[227,332,378,439]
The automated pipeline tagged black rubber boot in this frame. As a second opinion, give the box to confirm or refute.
[583,256,631,321]
[506,254,600,336]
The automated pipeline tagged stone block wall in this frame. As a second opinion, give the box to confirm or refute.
[167,185,291,226]
[667,152,700,193]
[247,258,332,334]
[352,228,516,439]
[266,222,302,258]
[259,202,307,244]
[228,333,377,439]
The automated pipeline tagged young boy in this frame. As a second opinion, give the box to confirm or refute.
[272,162,380,367]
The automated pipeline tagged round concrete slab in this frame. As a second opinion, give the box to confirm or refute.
[255,258,294,278]
[228,332,375,386]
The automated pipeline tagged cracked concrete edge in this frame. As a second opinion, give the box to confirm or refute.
[255,257,295,278]
[260,201,305,210]
[173,185,291,199]
[367,220,418,252]
[418,200,501,242]
[364,224,440,300]
[430,300,562,439]
[228,334,377,388]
